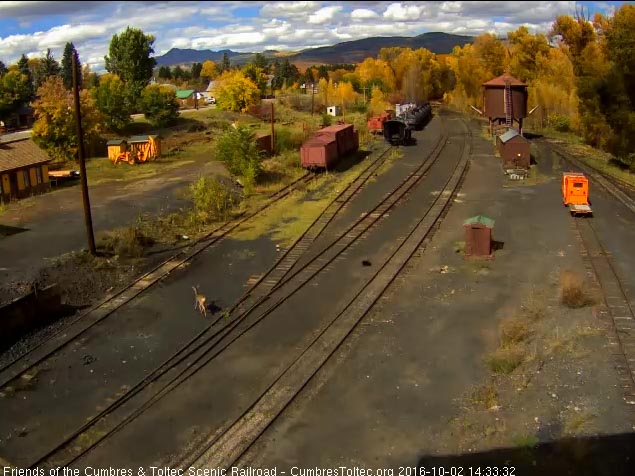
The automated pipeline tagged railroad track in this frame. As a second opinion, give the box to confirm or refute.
[0,141,396,466]
[0,170,314,386]
[548,142,635,214]
[181,119,472,469]
[573,217,635,406]
[21,119,452,470]
[0,142,395,391]
[0,140,401,467]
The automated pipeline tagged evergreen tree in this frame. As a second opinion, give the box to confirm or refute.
[17,54,34,99]
[221,52,230,72]
[191,62,202,79]
[61,42,80,89]
[0,61,7,76]
[158,66,172,80]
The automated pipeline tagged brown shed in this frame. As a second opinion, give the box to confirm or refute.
[0,138,51,202]
[497,129,530,169]
[482,73,528,135]
[255,133,273,156]
[464,216,494,258]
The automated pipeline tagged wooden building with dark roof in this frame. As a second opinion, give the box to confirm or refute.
[0,138,52,202]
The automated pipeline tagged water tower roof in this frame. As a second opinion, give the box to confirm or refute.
[483,73,526,87]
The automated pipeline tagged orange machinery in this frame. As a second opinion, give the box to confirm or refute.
[367,111,392,134]
[562,172,592,216]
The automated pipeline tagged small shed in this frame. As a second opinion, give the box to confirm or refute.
[497,128,530,169]
[107,139,127,161]
[128,135,161,161]
[255,133,273,156]
[463,216,495,258]
[0,138,52,201]
[326,106,341,117]
[176,89,197,108]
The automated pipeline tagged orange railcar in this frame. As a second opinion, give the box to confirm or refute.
[562,172,592,216]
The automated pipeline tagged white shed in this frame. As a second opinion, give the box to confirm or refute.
[326,105,341,117]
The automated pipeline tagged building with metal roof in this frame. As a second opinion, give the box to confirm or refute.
[0,138,52,201]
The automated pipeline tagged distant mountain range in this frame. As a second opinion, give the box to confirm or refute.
[155,32,473,67]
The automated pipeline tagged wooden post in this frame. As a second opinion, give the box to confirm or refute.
[72,53,96,255]
[270,102,275,156]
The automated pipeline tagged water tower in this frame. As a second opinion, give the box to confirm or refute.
[482,73,528,136]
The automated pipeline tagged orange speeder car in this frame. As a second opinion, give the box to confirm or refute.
[562,172,592,216]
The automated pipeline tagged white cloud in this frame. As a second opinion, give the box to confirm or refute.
[308,6,343,24]
[351,8,379,20]
[383,3,424,21]
[0,0,605,71]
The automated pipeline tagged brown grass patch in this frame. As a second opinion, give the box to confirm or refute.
[485,343,527,375]
[560,271,595,308]
[468,384,499,409]
[97,226,154,258]
[500,318,532,346]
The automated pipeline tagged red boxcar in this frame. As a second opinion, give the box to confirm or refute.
[301,123,359,170]
[301,135,339,170]
[317,124,356,157]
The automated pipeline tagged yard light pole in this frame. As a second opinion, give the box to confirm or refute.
[72,53,96,256]
[311,83,315,116]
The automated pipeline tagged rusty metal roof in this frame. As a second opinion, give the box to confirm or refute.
[482,73,526,87]
[0,138,52,173]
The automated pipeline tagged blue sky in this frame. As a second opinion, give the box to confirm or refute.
[0,1,627,71]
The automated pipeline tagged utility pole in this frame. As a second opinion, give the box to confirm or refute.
[72,53,96,255]
[270,102,275,156]
[310,83,314,116]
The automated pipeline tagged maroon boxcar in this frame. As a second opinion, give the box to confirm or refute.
[301,135,339,170]
[316,124,356,158]
[301,123,359,170]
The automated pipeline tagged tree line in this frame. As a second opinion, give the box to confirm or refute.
[2,5,633,165]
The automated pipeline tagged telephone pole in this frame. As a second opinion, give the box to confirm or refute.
[72,52,96,255]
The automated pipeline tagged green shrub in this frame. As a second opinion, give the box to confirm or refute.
[321,113,332,127]
[274,127,304,153]
[189,176,241,223]
[547,113,572,133]
[214,125,264,190]
[140,85,180,128]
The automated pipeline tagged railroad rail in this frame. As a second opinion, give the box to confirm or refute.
[573,217,635,406]
[548,141,635,214]
[0,171,315,386]
[25,120,453,469]
[181,121,472,469]
[0,141,400,468]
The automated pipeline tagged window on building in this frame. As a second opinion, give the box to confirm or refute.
[35,167,43,184]
[22,169,30,188]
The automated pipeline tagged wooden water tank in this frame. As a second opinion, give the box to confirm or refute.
[482,73,528,121]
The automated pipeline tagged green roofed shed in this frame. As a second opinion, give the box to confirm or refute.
[463,216,495,228]
[176,89,195,99]
[128,135,158,143]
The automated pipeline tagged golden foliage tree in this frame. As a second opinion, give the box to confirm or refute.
[200,60,218,81]
[369,86,391,115]
[32,75,102,161]
[214,70,260,112]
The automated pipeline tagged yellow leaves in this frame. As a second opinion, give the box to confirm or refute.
[201,60,217,80]
[31,76,102,161]
[369,86,390,115]
[354,58,395,91]
[214,70,260,112]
